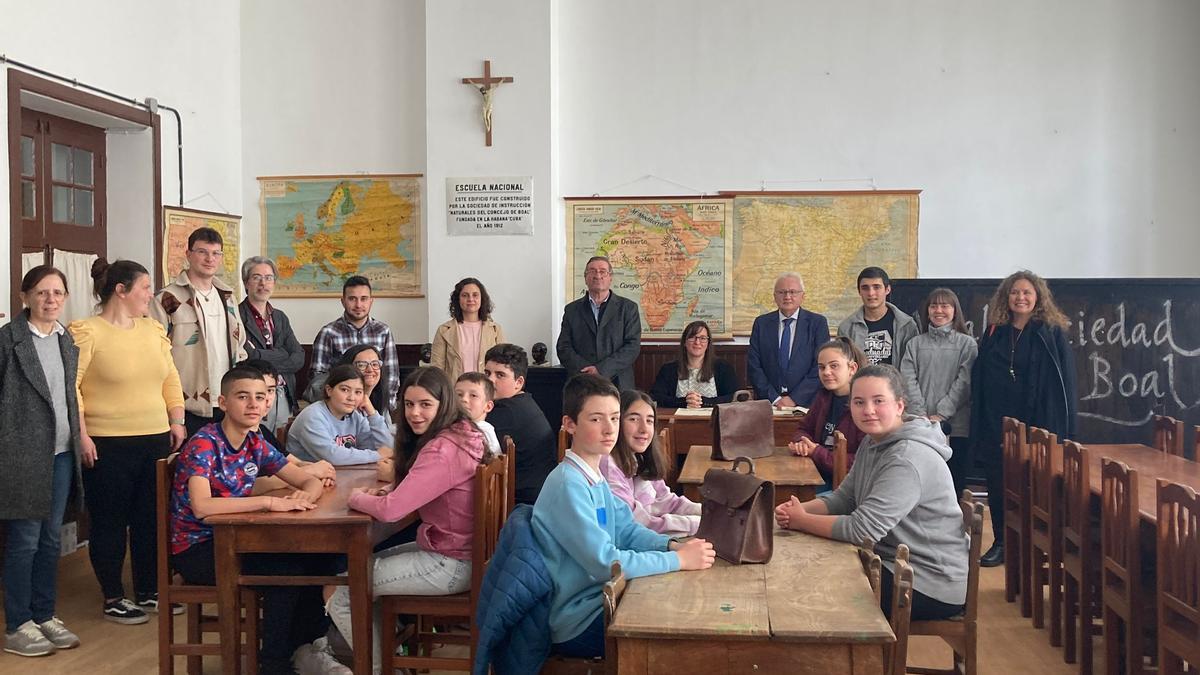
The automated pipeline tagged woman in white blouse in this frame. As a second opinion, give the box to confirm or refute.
[650,320,739,409]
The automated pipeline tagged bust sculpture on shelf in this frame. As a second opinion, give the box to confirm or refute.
[531,342,548,366]
[419,342,433,365]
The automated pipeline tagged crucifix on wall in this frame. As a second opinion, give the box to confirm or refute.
[461,60,514,147]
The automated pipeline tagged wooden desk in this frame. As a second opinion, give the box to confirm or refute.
[657,408,803,454]
[208,467,410,675]
[609,528,893,674]
[677,445,824,506]
[1086,443,1200,523]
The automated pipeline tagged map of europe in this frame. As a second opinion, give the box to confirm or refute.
[260,176,422,297]
[566,201,731,337]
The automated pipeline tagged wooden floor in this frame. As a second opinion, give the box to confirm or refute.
[0,509,1095,674]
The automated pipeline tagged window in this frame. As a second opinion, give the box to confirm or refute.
[19,110,107,258]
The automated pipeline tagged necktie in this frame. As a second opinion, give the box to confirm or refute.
[779,317,795,373]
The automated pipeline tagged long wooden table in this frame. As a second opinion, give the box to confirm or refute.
[208,467,411,675]
[1085,443,1200,523]
[609,528,894,674]
[677,445,825,506]
[657,408,803,454]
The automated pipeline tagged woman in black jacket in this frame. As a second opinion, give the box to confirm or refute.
[651,320,739,408]
[0,266,84,655]
[971,270,1076,567]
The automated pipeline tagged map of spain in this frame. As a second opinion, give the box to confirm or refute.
[732,193,918,333]
[566,201,731,337]
[260,176,422,297]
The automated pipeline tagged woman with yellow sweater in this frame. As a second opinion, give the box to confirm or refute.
[68,259,186,626]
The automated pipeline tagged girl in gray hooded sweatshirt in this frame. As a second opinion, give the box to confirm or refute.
[775,364,969,621]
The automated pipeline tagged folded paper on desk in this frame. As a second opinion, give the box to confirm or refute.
[695,456,775,564]
[672,408,712,417]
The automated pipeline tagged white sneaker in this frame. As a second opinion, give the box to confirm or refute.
[293,637,353,675]
[36,617,80,649]
[3,621,56,657]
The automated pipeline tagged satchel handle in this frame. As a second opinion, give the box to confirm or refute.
[731,456,757,475]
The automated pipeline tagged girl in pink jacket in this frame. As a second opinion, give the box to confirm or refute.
[320,367,488,671]
[600,390,701,536]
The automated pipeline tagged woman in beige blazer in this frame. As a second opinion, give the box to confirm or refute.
[431,277,505,381]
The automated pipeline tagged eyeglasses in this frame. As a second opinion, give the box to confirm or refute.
[249,274,276,283]
[686,335,710,343]
[189,248,224,259]
[353,360,383,372]
[775,289,803,296]
[585,269,611,277]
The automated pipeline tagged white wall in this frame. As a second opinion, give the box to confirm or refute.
[557,0,1200,279]
[239,0,427,343]
[424,0,559,354]
[0,0,243,320]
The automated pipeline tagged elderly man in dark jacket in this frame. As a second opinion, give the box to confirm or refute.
[239,256,305,426]
[556,256,642,391]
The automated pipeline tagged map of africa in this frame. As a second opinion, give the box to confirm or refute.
[731,192,918,333]
[566,200,731,337]
[260,176,422,297]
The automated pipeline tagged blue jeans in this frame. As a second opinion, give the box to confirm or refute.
[552,611,605,659]
[4,452,74,632]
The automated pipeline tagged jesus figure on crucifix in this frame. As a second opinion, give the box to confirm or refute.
[461,60,514,146]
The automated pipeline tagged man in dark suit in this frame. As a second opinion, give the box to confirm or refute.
[747,272,829,407]
[556,256,642,391]
[238,256,305,430]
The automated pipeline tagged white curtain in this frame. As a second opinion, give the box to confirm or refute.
[21,251,46,280]
[52,249,99,324]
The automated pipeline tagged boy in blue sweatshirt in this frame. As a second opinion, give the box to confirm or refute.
[532,374,715,658]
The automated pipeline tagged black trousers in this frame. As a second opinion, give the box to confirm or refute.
[983,449,1004,542]
[880,564,964,622]
[82,432,171,600]
[173,539,342,674]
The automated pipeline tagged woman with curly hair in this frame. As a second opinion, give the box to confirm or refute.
[970,270,1076,567]
[430,277,505,381]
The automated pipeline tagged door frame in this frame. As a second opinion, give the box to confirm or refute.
[7,69,162,315]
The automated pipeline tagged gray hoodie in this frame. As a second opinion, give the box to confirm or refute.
[837,302,919,366]
[818,417,969,605]
[899,325,978,437]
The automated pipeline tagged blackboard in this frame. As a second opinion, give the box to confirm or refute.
[889,278,1200,454]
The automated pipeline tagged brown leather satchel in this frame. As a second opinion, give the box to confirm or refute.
[711,399,774,460]
[695,457,775,564]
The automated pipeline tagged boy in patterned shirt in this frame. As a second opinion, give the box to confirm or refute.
[169,365,342,675]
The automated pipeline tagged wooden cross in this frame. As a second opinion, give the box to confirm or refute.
[461,60,514,147]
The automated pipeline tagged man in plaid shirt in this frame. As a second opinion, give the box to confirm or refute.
[306,276,399,409]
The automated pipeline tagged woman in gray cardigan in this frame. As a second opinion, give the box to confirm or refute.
[898,288,977,494]
[0,266,84,657]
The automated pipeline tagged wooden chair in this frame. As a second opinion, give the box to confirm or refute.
[1028,427,1064,646]
[1100,459,1154,675]
[1156,479,1199,675]
[378,452,509,672]
[888,545,915,675]
[908,490,984,675]
[1152,415,1184,457]
[155,454,260,675]
[1001,416,1034,618]
[503,435,517,515]
[858,537,883,607]
[832,430,849,489]
[1061,440,1100,674]
[1147,415,1185,456]
[540,561,628,674]
[558,425,571,462]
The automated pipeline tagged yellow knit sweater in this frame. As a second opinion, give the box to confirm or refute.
[69,316,185,437]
